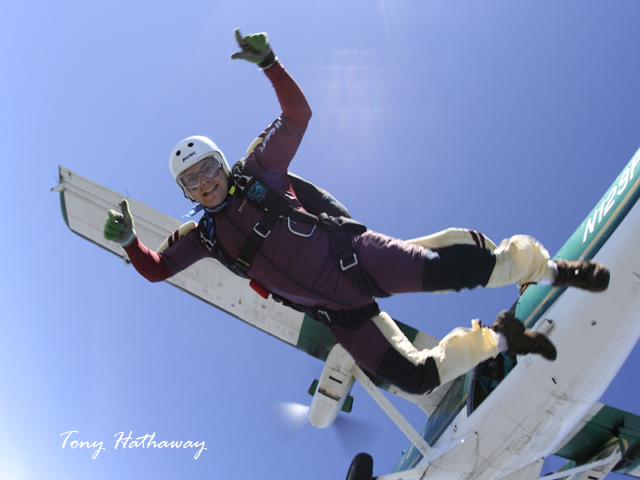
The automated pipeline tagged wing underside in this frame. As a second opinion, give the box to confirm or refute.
[57,165,307,348]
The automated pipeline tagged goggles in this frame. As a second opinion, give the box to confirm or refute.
[179,157,222,190]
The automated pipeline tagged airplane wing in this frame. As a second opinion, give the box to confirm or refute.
[54,165,454,415]
[552,402,640,478]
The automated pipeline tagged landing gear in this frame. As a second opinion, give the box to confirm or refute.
[345,453,373,480]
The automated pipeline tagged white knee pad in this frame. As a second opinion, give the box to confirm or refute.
[424,320,500,386]
[405,227,497,251]
[486,235,556,288]
[372,313,500,388]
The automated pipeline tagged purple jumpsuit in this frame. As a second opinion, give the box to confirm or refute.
[124,61,495,393]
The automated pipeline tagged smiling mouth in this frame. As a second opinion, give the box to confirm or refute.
[202,185,217,196]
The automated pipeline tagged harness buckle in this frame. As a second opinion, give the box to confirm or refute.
[340,253,359,271]
[237,258,250,268]
[253,223,271,239]
[316,310,332,323]
[288,217,316,237]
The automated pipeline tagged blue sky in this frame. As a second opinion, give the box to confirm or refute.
[2,1,640,479]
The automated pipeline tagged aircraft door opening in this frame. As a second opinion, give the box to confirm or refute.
[467,353,517,415]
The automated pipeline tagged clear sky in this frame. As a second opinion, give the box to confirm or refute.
[2,1,640,479]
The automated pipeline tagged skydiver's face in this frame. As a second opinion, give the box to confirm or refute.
[180,157,229,208]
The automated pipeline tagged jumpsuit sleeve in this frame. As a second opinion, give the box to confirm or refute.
[263,61,312,129]
[123,237,172,283]
[246,61,312,194]
[123,229,210,282]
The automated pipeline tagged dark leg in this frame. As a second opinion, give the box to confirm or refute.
[375,348,441,394]
[422,245,496,292]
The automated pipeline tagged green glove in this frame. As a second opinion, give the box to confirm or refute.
[230,28,277,69]
[104,200,136,247]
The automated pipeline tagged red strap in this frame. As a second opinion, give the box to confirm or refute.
[249,279,270,299]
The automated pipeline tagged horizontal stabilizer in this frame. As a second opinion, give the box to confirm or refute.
[554,402,640,478]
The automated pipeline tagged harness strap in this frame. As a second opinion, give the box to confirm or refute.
[232,160,320,276]
[230,158,390,302]
[330,231,391,298]
[272,294,382,331]
[234,204,321,276]
[235,208,280,277]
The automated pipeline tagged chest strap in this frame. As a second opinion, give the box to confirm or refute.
[233,161,318,277]
[234,203,322,277]
[235,208,280,277]
[230,159,391,299]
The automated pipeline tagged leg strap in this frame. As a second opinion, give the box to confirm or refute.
[330,230,391,298]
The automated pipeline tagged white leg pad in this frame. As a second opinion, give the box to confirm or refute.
[425,320,500,385]
[427,321,500,385]
[405,227,497,251]
[372,313,499,387]
[371,312,423,365]
[486,235,556,288]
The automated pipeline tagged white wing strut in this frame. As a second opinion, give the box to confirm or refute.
[352,364,433,458]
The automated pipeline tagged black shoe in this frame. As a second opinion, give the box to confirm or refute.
[492,310,557,361]
[553,259,610,292]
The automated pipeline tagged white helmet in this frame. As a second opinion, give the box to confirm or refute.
[169,135,231,199]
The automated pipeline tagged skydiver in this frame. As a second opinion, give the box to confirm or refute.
[103,29,610,395]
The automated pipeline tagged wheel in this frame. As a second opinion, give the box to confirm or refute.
[345,453,373,480]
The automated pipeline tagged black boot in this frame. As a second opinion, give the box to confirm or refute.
[491,310,557,361]
[553,259,610,292]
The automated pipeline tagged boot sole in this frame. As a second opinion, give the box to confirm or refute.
[524,331,557,361]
